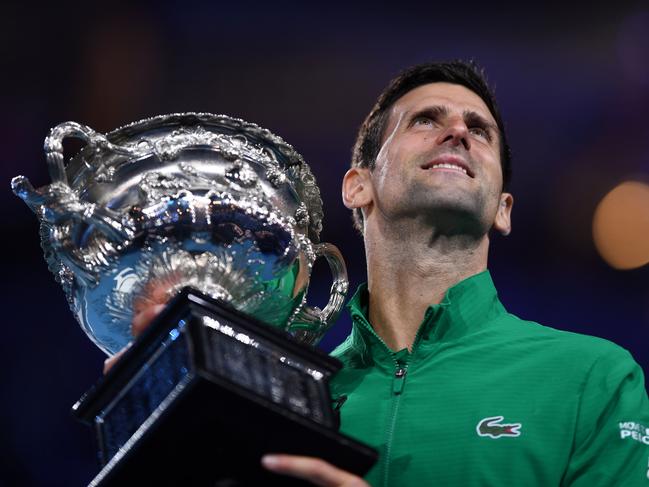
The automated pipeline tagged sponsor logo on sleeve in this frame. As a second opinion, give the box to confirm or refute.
[619,421,649,445]
[477,416,522,438]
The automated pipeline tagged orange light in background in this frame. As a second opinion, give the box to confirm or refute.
[593,181,649,270]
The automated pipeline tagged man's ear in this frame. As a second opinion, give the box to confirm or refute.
[493,192,513,236]
[342,167,373,210]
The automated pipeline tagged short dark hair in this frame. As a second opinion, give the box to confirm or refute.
[350,60,512,233]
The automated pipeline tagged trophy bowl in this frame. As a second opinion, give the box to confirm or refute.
[12,113,348,355]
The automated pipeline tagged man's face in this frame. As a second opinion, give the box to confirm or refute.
[365,82,512,235]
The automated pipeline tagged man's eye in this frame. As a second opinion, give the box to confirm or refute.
[413,116,434,126]
[469,127,490,140]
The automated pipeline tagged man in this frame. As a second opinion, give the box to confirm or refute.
[259,62,649,486]
[110,61,649,485]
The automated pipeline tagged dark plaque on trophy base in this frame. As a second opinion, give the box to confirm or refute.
[72,288,377,486]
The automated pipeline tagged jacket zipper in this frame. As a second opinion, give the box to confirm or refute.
[383,362,408,487]
[353,313,430,487]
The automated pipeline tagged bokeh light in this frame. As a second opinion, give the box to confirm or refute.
[593,181,649,269]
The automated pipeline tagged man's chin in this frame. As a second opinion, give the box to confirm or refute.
[408,191,482,216]
[411,200,489,237]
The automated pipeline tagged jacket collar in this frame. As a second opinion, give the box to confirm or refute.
[346,270,507,369]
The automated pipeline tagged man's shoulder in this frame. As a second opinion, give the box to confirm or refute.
[496,311,636,368]
[328,311,639,374]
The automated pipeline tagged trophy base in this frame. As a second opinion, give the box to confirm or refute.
[72,288,377,486]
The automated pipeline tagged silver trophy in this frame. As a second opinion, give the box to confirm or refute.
[12,113,376,486]
[12,112,347,353]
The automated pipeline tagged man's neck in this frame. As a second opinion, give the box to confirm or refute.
[364,219,489,352]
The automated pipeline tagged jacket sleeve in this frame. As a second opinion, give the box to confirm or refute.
[562,346,649,486]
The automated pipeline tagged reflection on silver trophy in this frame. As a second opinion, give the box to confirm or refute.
[12,113,348,354]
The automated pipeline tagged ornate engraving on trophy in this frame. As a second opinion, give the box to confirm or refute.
[12,113,347,355]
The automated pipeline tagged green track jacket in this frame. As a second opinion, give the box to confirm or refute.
[330,271,649,486]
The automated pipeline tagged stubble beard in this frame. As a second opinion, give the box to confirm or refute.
[416,187,488,238]
[390,162,495,241]
[374,148,500,243]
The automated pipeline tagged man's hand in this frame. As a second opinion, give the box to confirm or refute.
[104,277,188,373]
[261,454,370,487]
[103,303,166,373]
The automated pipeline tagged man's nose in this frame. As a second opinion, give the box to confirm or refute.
[436,120,470,151]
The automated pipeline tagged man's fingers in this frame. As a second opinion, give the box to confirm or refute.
[103,303,165,375]
[261,454,368,487]
[103,345,129,374]
[131,303,166,337]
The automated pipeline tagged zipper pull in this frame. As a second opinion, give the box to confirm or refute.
[332,395,348,411]
[331,395,347,430]
[393,367,407,395]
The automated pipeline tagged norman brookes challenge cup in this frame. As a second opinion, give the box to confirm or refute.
[13,113,342,352]
[12,113,377,486]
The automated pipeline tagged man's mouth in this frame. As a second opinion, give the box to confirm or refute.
[421,156,474,178]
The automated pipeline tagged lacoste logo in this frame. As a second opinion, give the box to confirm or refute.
[477,416,522,438]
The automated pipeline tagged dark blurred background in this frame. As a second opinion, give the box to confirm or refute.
[2,2,649,486]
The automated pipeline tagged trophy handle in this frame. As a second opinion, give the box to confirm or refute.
[44,121,138,185]
[298,242,349,327]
